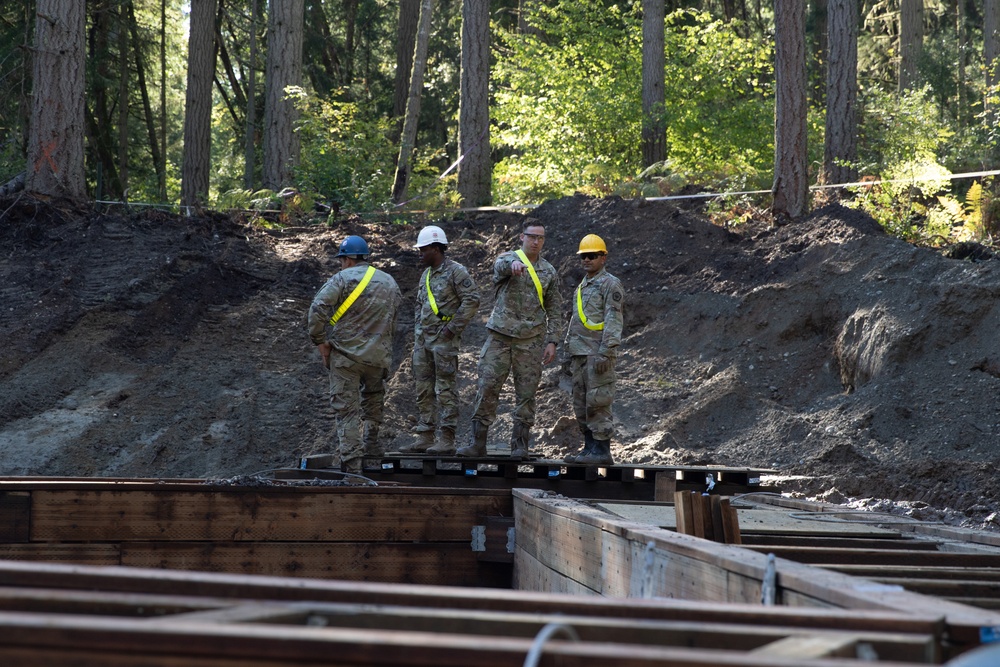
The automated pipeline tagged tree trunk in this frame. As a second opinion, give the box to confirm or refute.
[159,0,168,201]
[986,0,1000,116]
[641,0,666,168]
[128,0,164,197]
[898,0,922,92]
[180,0,218,208]
[517,0,542,35]
[457,0,491,208]
[392,0,420,144]
[304,1,340,95]
[118,1,129,197]
[822,0,857,190]
[342,0,358,85]
[90,7,122,198]
[245,0,259,189]
[809,0,827,107]
[392,0,433,204]
[262,0,304,190]
[955,0,966,129]
[27,0,86,199]
[771,0,808,221]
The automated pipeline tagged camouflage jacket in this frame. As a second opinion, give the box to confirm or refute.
[307,263,401,369]
[414,258,481,347]
[564,268,624,358]
[486,250,563,344]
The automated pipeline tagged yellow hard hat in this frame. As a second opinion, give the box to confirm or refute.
[577,234,607,254]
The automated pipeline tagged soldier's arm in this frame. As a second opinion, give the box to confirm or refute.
[447,267,481,336]
[599,279,625,358]
[493,252,515,283]
[307,278,343,346]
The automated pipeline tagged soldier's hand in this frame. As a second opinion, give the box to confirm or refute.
[317,342,332,369]
[511,260,526,276]
[594,355,612,374]
[542,342,557,365]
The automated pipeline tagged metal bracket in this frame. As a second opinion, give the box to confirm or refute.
[471,525,486,552]
[506,526,516,554]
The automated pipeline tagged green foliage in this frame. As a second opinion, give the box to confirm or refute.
[492,5,773,204]
[292,88,397,211]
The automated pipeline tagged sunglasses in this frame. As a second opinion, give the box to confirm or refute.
[579,253,605,260]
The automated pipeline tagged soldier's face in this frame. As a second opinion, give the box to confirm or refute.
[418,245,440,267]
[580,252,607,276]
[520,226,545,255]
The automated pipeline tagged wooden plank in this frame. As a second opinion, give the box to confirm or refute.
[829,565,1000,581]
[743,547,1000,568]
[721,498,742,545]
[0,611,940,667]
[740,536,937,550]
[710,495,726,543]
[0,559,948,640]
[0,586,226,616]
[674,491,694,536]
[692,493,712,539]
[0,492,30,542]
[480,515,514,563]
[28,489,511,543]
[0,543,120,565]
[750,635,858,658]
[119,542,509,587]
[654,471,676,501]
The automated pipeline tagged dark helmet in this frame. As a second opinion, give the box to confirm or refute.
[336,235,370,258]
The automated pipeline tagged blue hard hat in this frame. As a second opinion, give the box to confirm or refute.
[336,235,370,257]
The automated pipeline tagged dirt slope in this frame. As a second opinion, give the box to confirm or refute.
[1,194,999,529]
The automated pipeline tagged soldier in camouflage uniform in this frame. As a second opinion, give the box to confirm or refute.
[563,234,624,465]
[457,219,563,459]
[397,226,480,455]
[307,235,401,474]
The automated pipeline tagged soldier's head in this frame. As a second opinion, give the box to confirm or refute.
[520,219,545,259]
[578,234,607,276]
[336,235,370,267]
[415,226,448,268]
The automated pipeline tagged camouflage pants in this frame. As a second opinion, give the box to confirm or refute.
[570,355,616,440]
[471,332,544,428]
[328,352,388,464]
[412,341,459,433]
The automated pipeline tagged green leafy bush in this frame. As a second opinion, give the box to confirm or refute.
[492,5,773,204]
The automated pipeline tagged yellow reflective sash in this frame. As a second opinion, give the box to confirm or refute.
[425,268,452,322]
[329,265,376,326]
[514,249,544,307]
[576,282,604,331]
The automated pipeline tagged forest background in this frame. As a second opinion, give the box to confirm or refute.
[2,0,1000,244]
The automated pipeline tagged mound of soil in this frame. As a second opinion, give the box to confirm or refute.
[2,194,999,530]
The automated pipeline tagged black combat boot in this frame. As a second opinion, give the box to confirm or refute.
[574,438,613,465]
[456,420,488,457]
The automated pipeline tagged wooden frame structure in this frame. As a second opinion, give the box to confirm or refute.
[2,478,1000,664]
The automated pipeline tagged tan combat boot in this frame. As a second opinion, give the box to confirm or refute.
[456,421,488,457]
[426,427,456,455]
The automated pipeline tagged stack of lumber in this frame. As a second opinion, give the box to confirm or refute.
[0,560,953,665]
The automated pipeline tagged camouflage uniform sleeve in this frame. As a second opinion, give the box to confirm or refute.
[307,276,343,345]
[446,264,480,337]
[543,271,564,346]
[493,252,515,284]
[599,277,625,358]
[414,268,427,326]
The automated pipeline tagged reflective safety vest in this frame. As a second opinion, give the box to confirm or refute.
[514,249,544,307]
[425,268,452,321]
[329,265,377,325]
[576,282,604,331]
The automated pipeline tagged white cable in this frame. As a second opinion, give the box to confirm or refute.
[523,622,581,667]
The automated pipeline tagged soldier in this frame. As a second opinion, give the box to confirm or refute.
[457,219,563,459]
[307,235,401,474]
[397,225,480,455]
[563,234,624,465]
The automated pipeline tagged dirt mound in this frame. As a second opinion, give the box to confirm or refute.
[1,194,999,530]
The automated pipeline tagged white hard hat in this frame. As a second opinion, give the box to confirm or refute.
[415,225,448,248]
